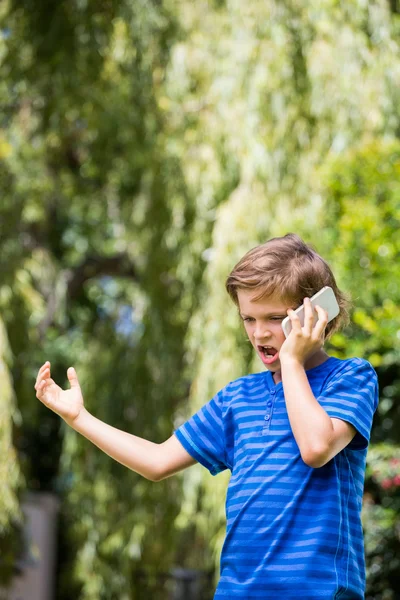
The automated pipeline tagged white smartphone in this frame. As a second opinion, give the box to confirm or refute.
[281,286,340,338]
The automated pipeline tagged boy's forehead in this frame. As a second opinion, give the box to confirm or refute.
[237,289,291,312]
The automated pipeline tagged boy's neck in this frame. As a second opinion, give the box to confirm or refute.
[273,349,330,384]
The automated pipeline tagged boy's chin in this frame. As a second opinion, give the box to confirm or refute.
[265,364,280,372]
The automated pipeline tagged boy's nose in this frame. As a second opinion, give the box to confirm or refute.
[254,325,271,342]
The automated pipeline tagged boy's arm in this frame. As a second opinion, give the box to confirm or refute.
[280,299,356,468]
[35,362,196,481]
[280,360,356,468]
[72,410,197,481]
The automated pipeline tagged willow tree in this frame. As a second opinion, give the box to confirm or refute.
[319,140,400,596]
[0,1,217,597]
[168,0,400,586]
[2,0,400,598]
[0,318,23,584]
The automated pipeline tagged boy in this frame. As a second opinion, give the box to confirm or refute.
[35,233,378,599]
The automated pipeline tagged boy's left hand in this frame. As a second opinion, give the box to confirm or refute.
[279,298,328,366]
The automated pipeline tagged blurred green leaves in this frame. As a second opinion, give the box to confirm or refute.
[364,445,400,598]
[1,0,400,598]
[321,140,400,367]
[0,318,23,584]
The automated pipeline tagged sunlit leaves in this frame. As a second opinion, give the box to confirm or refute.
[0,318,23,584]
[173,1,400,591]
[2,0,400,597]
[321,140,400,365]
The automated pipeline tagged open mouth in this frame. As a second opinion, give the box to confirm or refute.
[257,345,279,365]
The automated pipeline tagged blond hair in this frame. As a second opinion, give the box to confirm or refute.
[226,233,350,340]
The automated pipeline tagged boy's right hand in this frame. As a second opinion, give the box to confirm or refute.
[35,362,85,426]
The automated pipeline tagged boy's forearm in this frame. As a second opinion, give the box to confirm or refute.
[280,359,334,466]
[71,408,164,481]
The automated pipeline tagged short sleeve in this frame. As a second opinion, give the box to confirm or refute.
[174,390,229,475]
[318,358,379,450]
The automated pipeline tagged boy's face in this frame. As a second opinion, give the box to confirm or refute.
[237,289,292,374]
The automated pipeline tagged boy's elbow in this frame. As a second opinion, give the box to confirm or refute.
[301,445,330,469]
[145,453,170,482]
[148,469,167,482]
[142,470,163,482]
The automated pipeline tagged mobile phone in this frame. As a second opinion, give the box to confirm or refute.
[281,286,340,338]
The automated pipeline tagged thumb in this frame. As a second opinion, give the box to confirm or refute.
[67,367,80,388]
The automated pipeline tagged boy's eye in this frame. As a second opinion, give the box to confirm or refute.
[242,316,284,322]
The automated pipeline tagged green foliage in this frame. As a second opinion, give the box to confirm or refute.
[0,318,24,584]
[364,445,400,598]
[178,6,400,594]
[1,0,400,597]
[318,139,400,598]
[320,140,400,367]
[0,0,208,595]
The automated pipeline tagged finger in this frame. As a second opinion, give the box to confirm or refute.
[35,369,48,390]
[38,361,50,375]
[36,378,48,399]
[313,305,328,338]
[67,367,80,388]
[287,308,302,333]
[35,367,50,390]
[37,377,51,393]
[35,362,50,387]
[303,298,314,334]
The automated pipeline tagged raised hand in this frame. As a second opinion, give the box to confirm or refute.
[35,361,85,425]
[279,297,328,366]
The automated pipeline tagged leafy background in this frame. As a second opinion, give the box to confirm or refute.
[0,0,399,598]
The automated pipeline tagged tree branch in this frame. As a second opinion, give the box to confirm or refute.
[37,253,139,338]
[66,253,139,302]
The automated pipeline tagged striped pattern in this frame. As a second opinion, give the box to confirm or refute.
[175,357,378,599]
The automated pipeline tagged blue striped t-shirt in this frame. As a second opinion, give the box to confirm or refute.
[175,357,379,599]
